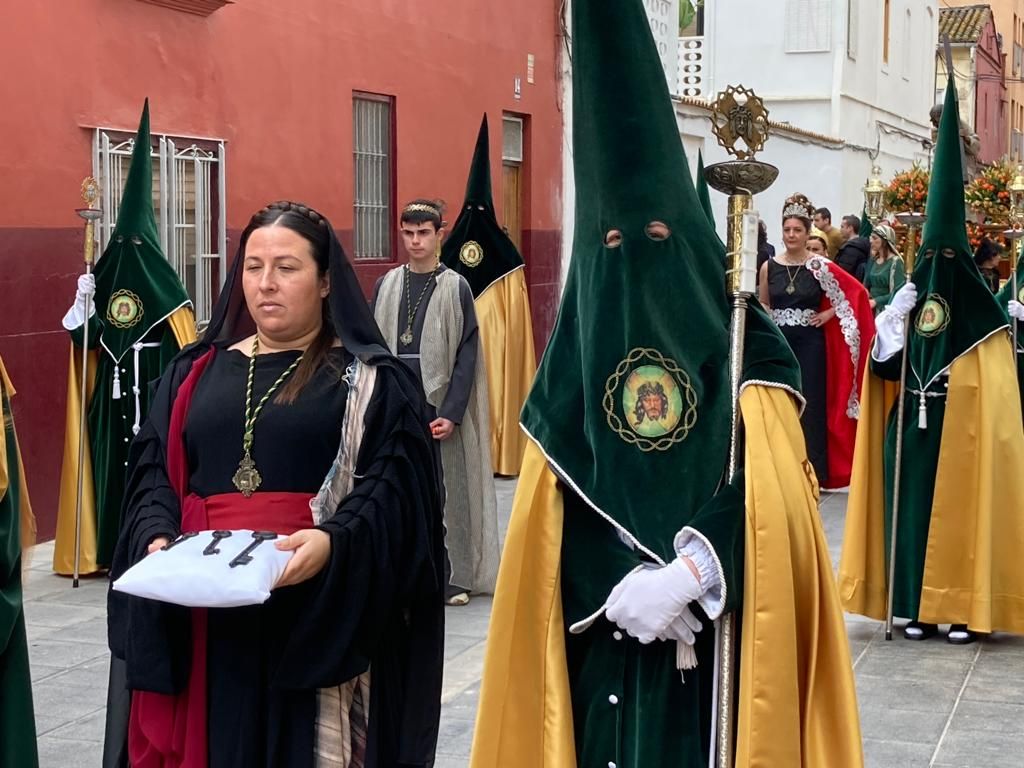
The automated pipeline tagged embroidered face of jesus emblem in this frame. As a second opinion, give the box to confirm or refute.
[625,369,679,436]
[603,348,698,452]
[107,289,145,329]
[916,295,951,337]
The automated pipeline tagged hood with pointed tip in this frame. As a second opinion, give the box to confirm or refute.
[92,99,192,363]
[907,76,1007,387]
[440,115,525,297]
[520,0,797,552]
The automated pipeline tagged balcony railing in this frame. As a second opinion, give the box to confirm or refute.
[677,36,707,99]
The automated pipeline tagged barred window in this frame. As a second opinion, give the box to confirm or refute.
[353,93,394,261]
[93,129,226,327]
[847,0,858,60]
[785,0,832,53]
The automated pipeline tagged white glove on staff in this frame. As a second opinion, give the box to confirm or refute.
[62,273,97,331]
[1009,299,1024,322]
[605,558,703,645]
[873,282,918,361]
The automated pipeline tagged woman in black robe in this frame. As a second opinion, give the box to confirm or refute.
[759,194,831,482]
[107,201,445,768]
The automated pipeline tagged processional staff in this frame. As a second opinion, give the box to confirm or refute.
[884,211,924,640]
[73,177,102,588]
[703,85,778,768]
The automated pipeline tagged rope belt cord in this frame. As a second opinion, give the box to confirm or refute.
[129,342,163,435]
[907,386,947,430]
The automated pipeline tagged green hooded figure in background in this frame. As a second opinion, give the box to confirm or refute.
[841,75,1024,645]
[54,100,196,576]
[471,0,863,765]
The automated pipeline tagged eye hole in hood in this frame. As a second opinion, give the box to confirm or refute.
[646,221,671,241]
[605,229,623,248]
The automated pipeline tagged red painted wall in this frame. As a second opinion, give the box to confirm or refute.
[0,0,563,539]
[975,18,1009,165]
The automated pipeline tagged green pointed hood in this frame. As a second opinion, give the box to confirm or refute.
[440,115,525,297]
[906,76,1007,389]
[520,0,797,557]
[696,150,715,228]
[93,100,191,363]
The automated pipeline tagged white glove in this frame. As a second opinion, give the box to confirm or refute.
[62,273,97,331]
[660,604,704,644]
[873,282,918,362]
[1009,299,1024,322]
[889,281,918,318]
[604,558,703,645]
[77,273,96,297]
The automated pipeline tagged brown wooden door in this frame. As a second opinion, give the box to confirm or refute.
[502,162,522,251]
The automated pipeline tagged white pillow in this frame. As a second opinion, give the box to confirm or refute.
[112,529,295,608]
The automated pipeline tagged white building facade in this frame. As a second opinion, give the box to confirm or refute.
[674,0,939,242]
[559,0,939,272]
[675,0,939,242]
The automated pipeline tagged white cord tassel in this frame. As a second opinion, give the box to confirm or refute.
[676,639,698,682]
[917,391,927,430]
[112,366,122,400]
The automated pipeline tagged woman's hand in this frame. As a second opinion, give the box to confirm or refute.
[869,298,877,310]
[809,308,835,327]
[147,536,171,555]
[275,529,331,588]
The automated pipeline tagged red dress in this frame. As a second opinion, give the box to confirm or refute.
[806,256,875,488]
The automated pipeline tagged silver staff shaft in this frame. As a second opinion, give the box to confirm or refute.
[73,261,91,588]
[885,217,922,639]
[884,313,910,640]
[715,192,757,768]
[72,209,99,588]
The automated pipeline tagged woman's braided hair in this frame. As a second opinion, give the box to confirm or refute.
[257,200,329,229]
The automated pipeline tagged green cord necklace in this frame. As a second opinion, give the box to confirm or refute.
[232,336,304,497]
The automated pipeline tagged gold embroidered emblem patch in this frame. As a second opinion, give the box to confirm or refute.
[107,289,144,329]
[604,348,698,452]
[915,295,950,338]
[459,240,484,268]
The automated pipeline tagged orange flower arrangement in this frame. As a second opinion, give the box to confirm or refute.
[965,160,1017,222]
[885,165,929,213]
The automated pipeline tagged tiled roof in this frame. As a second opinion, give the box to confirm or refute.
[939,4,993,44]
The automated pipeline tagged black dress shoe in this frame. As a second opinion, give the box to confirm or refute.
[904,621,939,640]
[947,624,977,645]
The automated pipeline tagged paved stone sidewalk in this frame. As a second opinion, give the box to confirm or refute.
[22,482,1024,767]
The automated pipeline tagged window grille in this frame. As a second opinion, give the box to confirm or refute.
[847,0,858,60]
[903,9,912,77]
[784,0,832,53]
[502,116,524,163]
[353,94,394,261]
[93,129,226,326]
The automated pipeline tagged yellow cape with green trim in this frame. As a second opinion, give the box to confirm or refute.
[470,385,863,767]
[0,360,36,554]
[53,307,195,575]
[840,333,1024,632]
[475,268,536,476]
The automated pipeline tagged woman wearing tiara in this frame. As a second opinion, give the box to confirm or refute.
[759,193,874,489]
